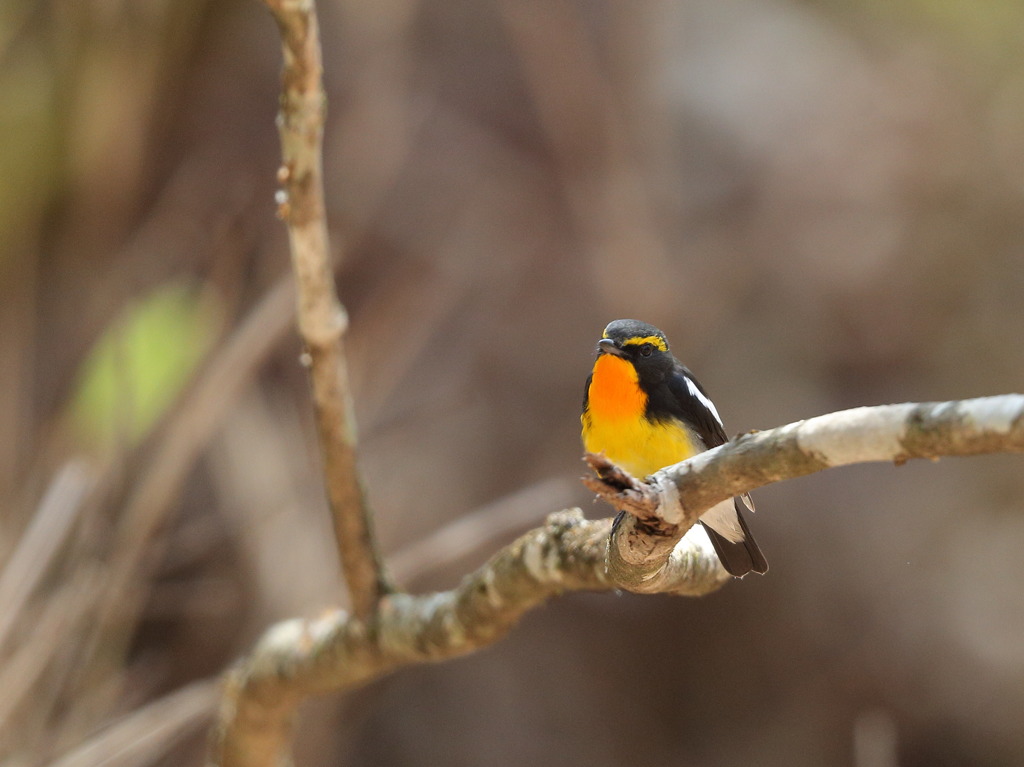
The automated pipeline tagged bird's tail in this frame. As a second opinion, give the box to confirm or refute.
[700,498,768,577]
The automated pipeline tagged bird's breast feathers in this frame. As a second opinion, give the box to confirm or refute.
[583,354,703,477]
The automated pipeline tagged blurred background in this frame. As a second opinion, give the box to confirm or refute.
[2,0,1023,765]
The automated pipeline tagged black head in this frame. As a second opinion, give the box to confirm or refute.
[596,319,675,382]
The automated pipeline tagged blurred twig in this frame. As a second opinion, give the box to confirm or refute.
[265,0,392,619]
[0,568,101,731]
[0,273,294,760]
[390,477,577,584]
[49,679,218,767]
[0,461,92,656]
[81,276,297,681]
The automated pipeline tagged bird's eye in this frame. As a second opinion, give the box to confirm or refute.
[639,343,654,357]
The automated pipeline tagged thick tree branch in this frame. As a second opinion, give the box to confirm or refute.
[209,395,1022,767]
[265,0,392,617]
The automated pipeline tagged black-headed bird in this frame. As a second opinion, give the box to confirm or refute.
[581,318,768,577]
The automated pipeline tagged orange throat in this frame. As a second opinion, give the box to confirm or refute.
[583,353,700,478]
[586,354,647,421]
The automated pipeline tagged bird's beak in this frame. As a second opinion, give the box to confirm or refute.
[597,338,624,357]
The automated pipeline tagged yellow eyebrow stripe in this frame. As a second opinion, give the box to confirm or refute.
[621,335,667,352]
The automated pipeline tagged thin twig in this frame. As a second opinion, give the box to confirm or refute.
[264,0,392,618]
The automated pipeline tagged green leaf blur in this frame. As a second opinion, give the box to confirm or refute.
[70,282,221,452]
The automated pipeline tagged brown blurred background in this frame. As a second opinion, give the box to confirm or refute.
[2,0,1024,765]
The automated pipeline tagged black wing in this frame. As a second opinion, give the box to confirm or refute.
[667,361,768,576]
[665,362,728,449]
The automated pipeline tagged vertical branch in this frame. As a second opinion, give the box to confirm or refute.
[265,0,392,618]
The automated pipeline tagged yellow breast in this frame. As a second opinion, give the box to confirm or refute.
[582,355,702,477]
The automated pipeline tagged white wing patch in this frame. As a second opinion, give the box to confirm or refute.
[700,499,745,543]
[685,376,723,427]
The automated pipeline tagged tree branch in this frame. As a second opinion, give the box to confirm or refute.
[265,0,392,618]
[208,509,727,767]
[210,395,1024,767]
[585,394,1024,587]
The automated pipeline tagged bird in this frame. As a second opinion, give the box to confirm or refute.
[581,318,767,577]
